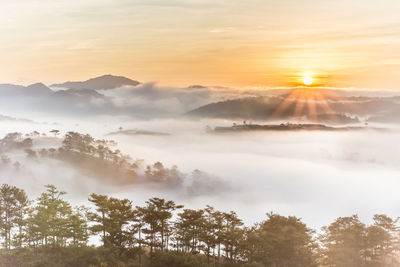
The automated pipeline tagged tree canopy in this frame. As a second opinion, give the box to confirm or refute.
[0,184,398,267]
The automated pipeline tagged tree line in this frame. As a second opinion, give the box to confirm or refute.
[0,184,399,267]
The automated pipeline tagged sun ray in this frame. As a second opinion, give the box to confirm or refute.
[271,69,370,125]
[306,92,317,122]
[271,89,302,119]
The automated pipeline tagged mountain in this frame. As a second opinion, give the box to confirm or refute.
[0,83,53,97]
[50,74,140,90]
[0,81,112,116]
[186,89,400,123]
[26,83,53,95]
[53,88,105,99]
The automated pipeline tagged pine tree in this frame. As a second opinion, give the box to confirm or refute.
[32,185,72,246]
[88,193,109,246]
[0,184,19,249]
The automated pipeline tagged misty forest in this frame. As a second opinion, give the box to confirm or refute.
[0,182,398,267]
[0,129,399,267]
[1,75,400,267]
[3,1,400,266]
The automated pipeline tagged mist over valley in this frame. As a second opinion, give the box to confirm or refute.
[0,75,399,231]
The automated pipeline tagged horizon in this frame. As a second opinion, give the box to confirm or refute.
[2,73,399,93]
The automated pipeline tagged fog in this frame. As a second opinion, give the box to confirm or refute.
[1,115,400,230]
[0,82,249,119]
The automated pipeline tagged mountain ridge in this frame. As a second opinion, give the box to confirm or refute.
[50,74,140,90]
[0,83,53,96]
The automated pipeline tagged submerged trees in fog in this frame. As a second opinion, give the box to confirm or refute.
[0,133,32,152]
[0,131,230,197]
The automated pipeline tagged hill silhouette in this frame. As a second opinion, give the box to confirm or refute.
[186,89,400,123]
[0,83,52,97]
[50,74,140,90]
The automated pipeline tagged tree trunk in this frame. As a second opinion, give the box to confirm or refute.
[102,212,106,246]
[218,244,221,266]
[161,221,164,250]
[207,246,210,265]
[138,228,142,266]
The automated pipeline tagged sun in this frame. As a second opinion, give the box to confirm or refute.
[303,76,313,86]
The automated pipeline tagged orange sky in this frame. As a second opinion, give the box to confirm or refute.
[1,0,400,89]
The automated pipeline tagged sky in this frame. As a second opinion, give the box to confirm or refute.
[1,0,400,89]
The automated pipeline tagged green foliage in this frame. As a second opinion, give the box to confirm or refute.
[0,184,29,249]
[0,246,122,267]
[175,209,205,253]
[29,185,73,246]
[247,213,317,267]
[320,214,399,267]
[138,198,183,253]
[0,183,399,267]
[150,250,208,267]
[62,132,94,154]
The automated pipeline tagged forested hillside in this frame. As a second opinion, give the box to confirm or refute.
[0,184,398,267]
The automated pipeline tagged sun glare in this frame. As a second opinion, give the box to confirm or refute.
[303,76,313,86]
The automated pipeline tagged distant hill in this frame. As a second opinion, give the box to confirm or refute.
[52,88,105,99]
[0,114,34,123]
[211,123,367,133]
[304,113,359,125]
[107,129,170,136]
[0,81,112,116]
[186,89,400,123]
[0,83,53,97]
[1,78,400,122]
[50,74,140,90]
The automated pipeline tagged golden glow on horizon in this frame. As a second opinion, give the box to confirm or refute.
[0,0,400,88]
[271,86,352,124]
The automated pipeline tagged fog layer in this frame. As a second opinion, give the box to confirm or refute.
[0,117,399,229]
